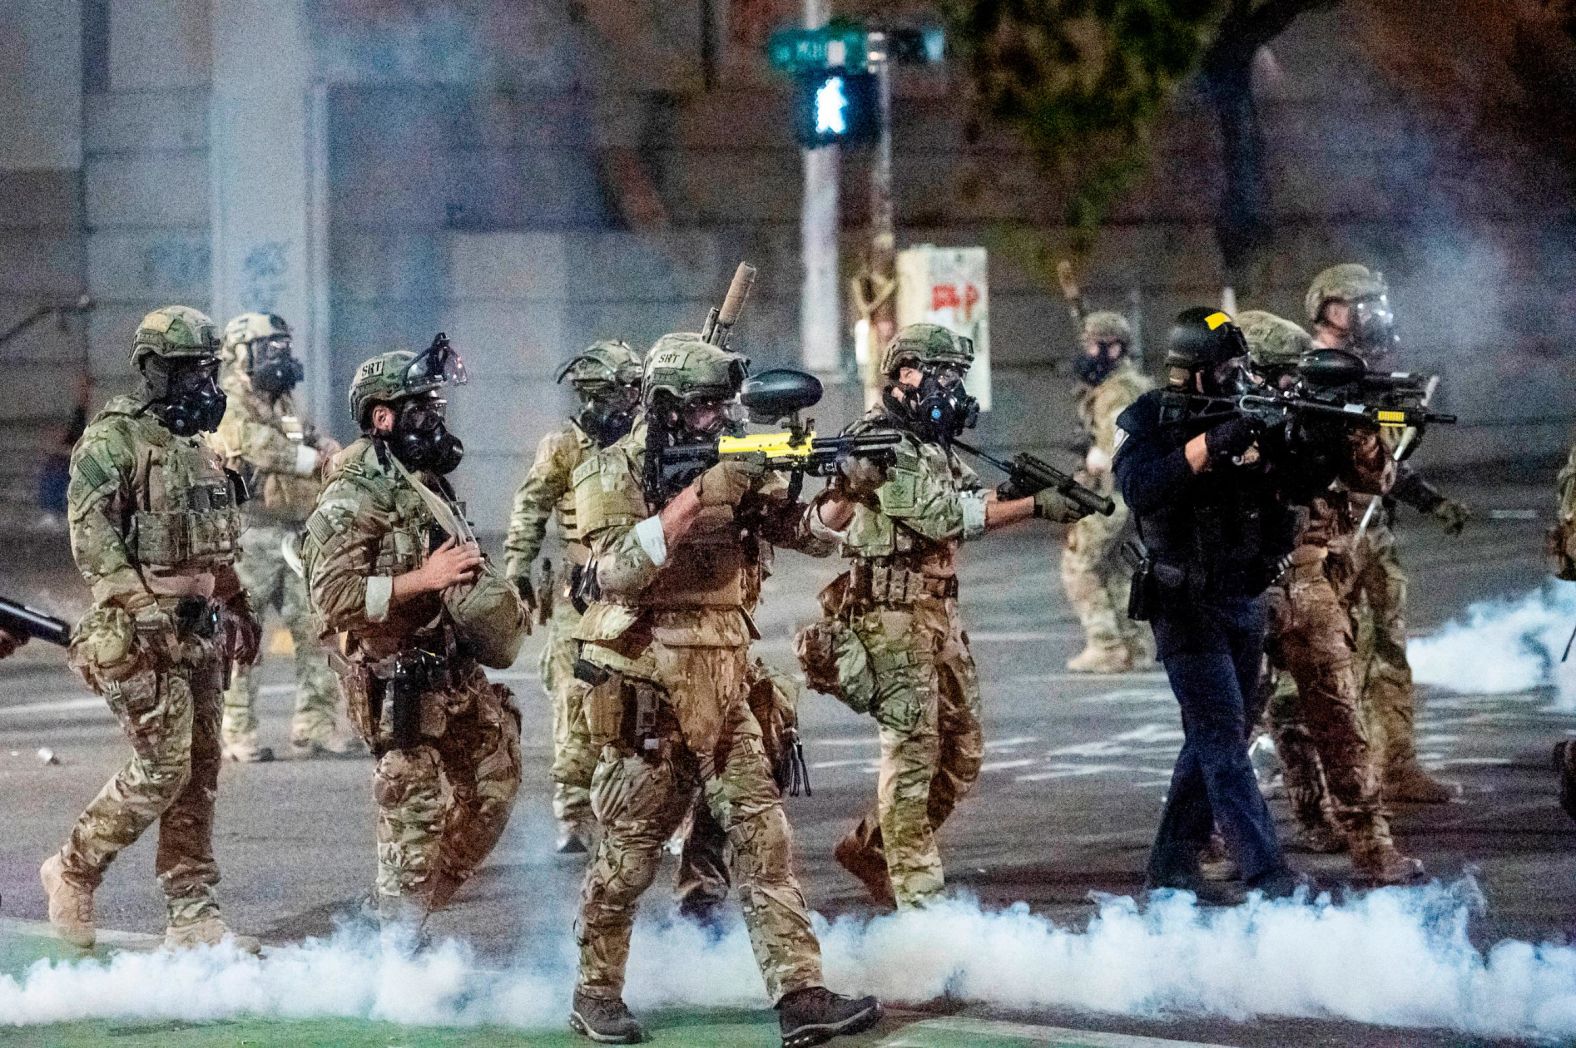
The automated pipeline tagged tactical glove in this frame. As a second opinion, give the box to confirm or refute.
[223,598,262,667]
[514,574,537,614]
[1034,487,1090,523]
[695,455,766,507]
[1431,497,1471,536]
[1205,416,1263,466]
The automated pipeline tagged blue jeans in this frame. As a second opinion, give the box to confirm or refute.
[1146,596,1287,887]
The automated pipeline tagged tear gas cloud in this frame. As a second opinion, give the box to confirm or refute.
[1410,583,1576,708]
[6,882,1576,1040]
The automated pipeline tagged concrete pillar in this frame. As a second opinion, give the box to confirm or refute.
[209,0,330,427]
[0,0,83,171]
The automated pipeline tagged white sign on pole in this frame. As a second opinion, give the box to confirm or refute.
[895,245,991,410]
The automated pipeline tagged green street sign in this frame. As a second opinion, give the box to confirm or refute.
[766,23,870,74]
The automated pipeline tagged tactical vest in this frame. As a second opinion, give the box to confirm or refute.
[98,406,242,571]
[218,382,320,524]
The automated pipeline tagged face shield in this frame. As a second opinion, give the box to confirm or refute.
[1348,294,1398,361]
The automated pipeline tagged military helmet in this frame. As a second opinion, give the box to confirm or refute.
[1081,311,1133,343]
[130,306,220,369]
[642,333,749,407]
[879,323,974,377]
[1165,307,1248,376]
[223,312,290,353]
[556,339,643,393]
[1304,263,1388,324]
[348,334,466,427]
[1237,310,1312,369]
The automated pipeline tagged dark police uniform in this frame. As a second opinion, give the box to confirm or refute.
[1114,389,1308,890]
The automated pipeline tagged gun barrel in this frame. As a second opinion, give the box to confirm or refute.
[0,596,70,647]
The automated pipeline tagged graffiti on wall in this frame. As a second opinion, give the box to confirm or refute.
[242,240,290,313]
[140,237,210,294]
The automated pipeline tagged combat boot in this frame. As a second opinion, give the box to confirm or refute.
[777,986,882,1048]
[1289,822,1348,854]
[1350,838,1424,885]
[833,835,895,908]
[569,989,646,1044]
[1066,645,1133,674]
[164,916,262,955]
[1381,762,1459,804]
[1554,740,1576,821]
[221,735,275,763]
[290,731,360,760]
[40,853,94,948]
[556,821,592,855]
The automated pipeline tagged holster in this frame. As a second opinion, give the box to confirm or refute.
[1123,541,1154,623]
[388,648,447,750]
[576,658,665,758]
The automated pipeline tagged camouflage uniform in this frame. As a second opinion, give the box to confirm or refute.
[211,316,340,755]
[302,350,526,916]
[1240,310,1420,881]
[1305,264,1463,803]
[52,306,256,935]
[1062,357,1152,672]
[504,421,598,841]
[815,405,988,908]
[571,399,829,1004]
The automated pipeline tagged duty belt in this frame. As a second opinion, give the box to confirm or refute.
[851,561,958,605]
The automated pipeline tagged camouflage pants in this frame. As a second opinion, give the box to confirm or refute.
[843,598,984,908]
[222,524,339,746]
[540,598,594,832]
[371,670,523,904]
[61,636,226,926]
[577,643,821,1003]
[1060,493,1143,657]
[673,657,801,921]
[1351,522,1418,772]
[1265,558,1390,844]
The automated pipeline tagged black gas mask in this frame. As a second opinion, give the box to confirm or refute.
[1074,339,1126,386]
[905,362,978,443]
[576,383,640,446]
[389,393,464,475]
[142,356,227,436]
[248,336,303,398]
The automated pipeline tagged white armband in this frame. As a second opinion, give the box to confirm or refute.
[960,492,988,540]
[365,576,393,623]
[633,516,668,568]
[293,444,319,477]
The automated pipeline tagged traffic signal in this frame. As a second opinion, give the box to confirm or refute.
[793,70,878,148]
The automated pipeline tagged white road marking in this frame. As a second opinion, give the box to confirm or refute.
[877,1016,1232,1047]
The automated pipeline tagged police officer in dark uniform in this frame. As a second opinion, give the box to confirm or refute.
[1114,307,1309,897]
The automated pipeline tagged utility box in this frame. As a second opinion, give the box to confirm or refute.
[896,245,991,410]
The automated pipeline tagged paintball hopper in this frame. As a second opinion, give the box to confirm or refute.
[741,368,823,425]
[1296,348,1367,389]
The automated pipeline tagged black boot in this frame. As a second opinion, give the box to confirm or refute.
[777,986,882,1048]
[569,990,646,1044]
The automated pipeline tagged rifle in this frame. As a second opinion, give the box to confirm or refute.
[950,439,1115,518]
[655,369,900,499]
[0,596,70,647]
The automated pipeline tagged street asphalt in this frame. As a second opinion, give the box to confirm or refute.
[0,475,1565,1047]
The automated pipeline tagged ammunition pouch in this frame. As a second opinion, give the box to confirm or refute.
[793,616,876,716]
[68,605,147,695]
[576,658,667,758]
[849,561,958,606]
[129,506,241,568]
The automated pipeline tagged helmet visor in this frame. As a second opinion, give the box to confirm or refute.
[1349,295,1397,357]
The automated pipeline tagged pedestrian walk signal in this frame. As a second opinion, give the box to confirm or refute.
[794,70,878,148]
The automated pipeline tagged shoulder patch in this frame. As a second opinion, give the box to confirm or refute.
[306,512,337,547]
